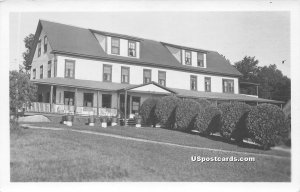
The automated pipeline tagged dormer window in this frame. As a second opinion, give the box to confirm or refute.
[44,36,48,53]
[111,38,120,55]
[37,40,41,57]
[128,41,136,57]
[197,53,204,67]
[185,51,191,65]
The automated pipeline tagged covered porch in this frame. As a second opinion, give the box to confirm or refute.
[27,78,175,118]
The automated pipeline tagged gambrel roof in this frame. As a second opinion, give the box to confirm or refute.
[30,20,242,77]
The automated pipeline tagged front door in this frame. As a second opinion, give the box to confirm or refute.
[132,96,141,114]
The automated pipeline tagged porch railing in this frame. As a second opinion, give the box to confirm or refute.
[26,102,118,117]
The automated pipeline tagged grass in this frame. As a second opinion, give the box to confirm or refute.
[24,122,290,157]
[11,122,291,182]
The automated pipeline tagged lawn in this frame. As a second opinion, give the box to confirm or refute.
[10,123,291,182]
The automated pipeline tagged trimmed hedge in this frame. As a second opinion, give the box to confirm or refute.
[195,98,211,109]
[194,106,222,135]
[139,97,160,126]
[219,102,251,142]
[174,99,202,132]
[155,96,181,129]
[246,103,288,149]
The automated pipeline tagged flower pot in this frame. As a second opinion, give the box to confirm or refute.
[66,121,72,126]
[101,122,107,128]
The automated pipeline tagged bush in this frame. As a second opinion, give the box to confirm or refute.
[195,98,211,109]
[246,103,288,149]
[155,96,181,129]
[139,97,160,126]
[219,102,251,142]
[194,106,222,135]
[174,99,201,132]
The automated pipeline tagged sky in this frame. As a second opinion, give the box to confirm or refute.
[9,12,290,77]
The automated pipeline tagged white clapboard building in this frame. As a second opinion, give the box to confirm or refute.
[27,20,282,117]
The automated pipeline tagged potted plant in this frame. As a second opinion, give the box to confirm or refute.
[112,116,118,126]
[62,115,67,125]
[135,114,142,128]
[66,113,74,126]
[88,115,95,126]
[101,116,107,128]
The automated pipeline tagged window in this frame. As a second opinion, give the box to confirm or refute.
[64,91,75,105]
[83,93,93,107]
[65,60,75,78]
[103,65,112,82]
[121,67,130,83]
[102,94,112,108]
[128,41,136,57]
[223,79,234,93]
[143,69,151,84]
[197,53,204,67]
[32,69,36,79]
[205,77,211,92]
[111,38,120,55]
[47,60,51,78]
[54,59,57,77]
[38,40,41,57]
[40,65,43,79]
[158,71,166,86]
[185,51,192,65]
[190,75,197,91]
[44,36,48,53]
[132,97,141,114]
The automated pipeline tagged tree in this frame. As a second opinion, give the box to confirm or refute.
[234,56,291,103]
[257,64,291,102]
[22,33,35,72]
[10,70,37,112]
[234,56,260,95]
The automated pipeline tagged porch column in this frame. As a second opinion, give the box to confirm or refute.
[256,85,259,96]
[124,90,128,126]
[50,85,53,112]
[129,94,132,115]
[74,88,78,114]
[97,91,100,116]
[117,93,120,112]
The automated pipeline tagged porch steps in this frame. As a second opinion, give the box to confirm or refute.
[126,118,136,126]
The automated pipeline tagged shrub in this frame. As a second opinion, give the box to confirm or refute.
[194,106,222,135]
[155,95,181,129]
[195,98,212,109]
[174,99,201,132]
[246,103,288,149]
[219,102,251,142]
[139,97,160,126]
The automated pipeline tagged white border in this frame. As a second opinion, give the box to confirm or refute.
[1,0,300,192]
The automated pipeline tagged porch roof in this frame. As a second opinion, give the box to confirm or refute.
[32,78,283,104]
[171,88,284,104]
[31,78,175,94]
[31,77,130,91]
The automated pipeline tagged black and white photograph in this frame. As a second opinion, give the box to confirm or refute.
[1,0,300,191]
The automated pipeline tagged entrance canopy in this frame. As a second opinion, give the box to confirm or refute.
[119,81,176,95]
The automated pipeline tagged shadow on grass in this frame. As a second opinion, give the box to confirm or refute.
[204,134,265,150]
